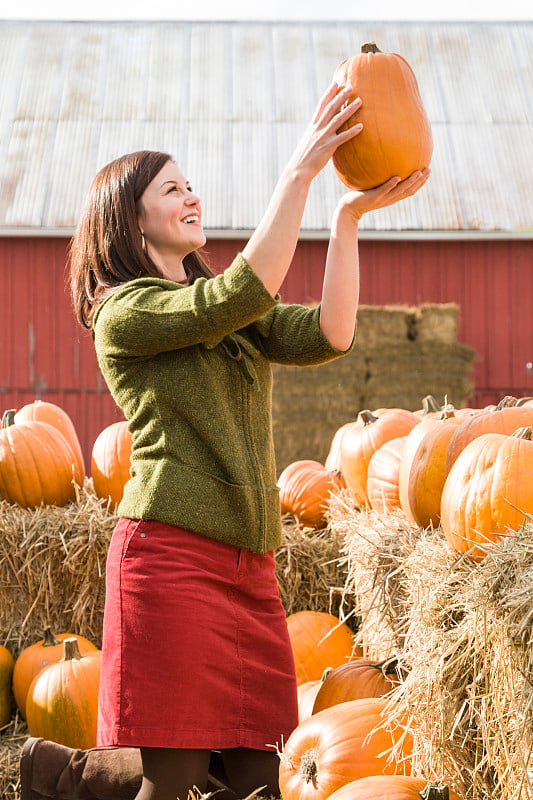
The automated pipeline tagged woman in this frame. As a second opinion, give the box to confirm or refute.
[20,81,429,800]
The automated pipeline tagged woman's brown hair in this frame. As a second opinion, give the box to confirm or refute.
[69,150,215,328]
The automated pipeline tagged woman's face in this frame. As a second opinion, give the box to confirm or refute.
[137,160,206,269]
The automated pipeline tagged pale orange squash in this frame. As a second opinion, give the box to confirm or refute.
[366,436,407,514]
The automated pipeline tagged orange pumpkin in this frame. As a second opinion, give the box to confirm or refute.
[325,422,358,486]
[25,638,102,749]
[366,436,407,514]
[441,427,533,559]
[445,399,533,474]
[340,409,419,508]
[406,411,463,529]
[91,420,132,507]
[326,776,463,800]
[13,627,98,718]
[286,611,360,685]
[279,697,412,800]
[332,42,432,191]
[0,644,15,727]
[0,411,84,508]
[277,460,342,528]
[297,679,323,723]
[312,658,400,714]
[14,400,85,480]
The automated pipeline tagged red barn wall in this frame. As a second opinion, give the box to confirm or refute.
[1,235,532,470]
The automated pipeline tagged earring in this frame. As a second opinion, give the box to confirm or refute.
[140,232,147,254]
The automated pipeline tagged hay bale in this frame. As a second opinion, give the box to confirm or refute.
[327,492,533,800]
[0,484,116,655]
[328,494,423,660]
[275,514,357,628]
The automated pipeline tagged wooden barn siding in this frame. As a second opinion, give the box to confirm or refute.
[1,236,532,469]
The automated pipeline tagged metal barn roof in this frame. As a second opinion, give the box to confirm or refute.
[0,19,532,238]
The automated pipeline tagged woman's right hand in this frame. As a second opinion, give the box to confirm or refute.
[287,83,364,181]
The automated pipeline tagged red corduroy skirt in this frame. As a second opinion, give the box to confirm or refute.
[97,518,299,750]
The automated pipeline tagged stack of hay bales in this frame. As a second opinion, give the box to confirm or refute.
[271,302,476,470]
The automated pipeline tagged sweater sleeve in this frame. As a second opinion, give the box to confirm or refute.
[250,302,357,366]
[92,254,277,358]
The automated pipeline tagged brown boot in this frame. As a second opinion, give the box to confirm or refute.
[20,737,142,799]
[20,737,236,800]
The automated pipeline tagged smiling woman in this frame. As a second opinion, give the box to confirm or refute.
[25,79,429,800]
[136,162,206,282]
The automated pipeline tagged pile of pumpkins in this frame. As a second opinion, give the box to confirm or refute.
[0,628,100,748]
[0,400,132,509]
[0,612,462,800]
[278,394,533,561]
[278,610,463,799]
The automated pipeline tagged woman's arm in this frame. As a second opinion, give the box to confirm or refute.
[242,83,362,297]
[319,168,431,351]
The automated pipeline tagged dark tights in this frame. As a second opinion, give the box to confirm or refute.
[134,746,280,800]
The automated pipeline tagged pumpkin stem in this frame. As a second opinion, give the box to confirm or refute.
[496,395,518,409]
[320,667,333,683]
[515,396,533,406]
[1,409,16,429]
[42,627,62,648]
[511,426,532,440]
[418,782,450,799]
[299,748,319,787]
[361,42,382,54]
[421,395,441,415]
[62,637,83,662]
[359,409,379,426]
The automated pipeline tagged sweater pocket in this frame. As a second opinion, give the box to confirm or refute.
[120,462,282,554]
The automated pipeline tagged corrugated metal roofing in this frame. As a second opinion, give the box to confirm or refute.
[0,19,532,237]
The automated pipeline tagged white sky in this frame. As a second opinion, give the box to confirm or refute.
[1,0,532,21]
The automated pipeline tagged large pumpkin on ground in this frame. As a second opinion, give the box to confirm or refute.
[13,627,98,718]
[279,697,412,800]
[326,776,463,800]
[91,420,132,507]
[25,638,102,749]
[441,427,533,559]
[0,411,84,508]
[286,611,360,685]
[332,43,432,190]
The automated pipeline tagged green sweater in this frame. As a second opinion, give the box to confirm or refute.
[93,254,355,553]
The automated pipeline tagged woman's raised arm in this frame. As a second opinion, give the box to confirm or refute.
[319,168,431,352]
[242,83,362,297]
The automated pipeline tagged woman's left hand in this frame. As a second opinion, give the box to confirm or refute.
[336,167,431,223]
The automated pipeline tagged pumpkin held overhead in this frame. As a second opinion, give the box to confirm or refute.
[332,42,433,190]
